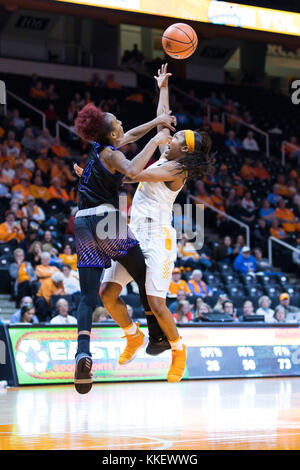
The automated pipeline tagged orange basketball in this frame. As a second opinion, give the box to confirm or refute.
[162,23,198,60]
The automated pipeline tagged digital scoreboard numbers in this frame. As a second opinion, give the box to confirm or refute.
[187,343,300,378]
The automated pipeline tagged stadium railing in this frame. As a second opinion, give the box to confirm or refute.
[268,236,300,267]
[187,193,251,247]
[221,111,270,157]
[5,90,46,129]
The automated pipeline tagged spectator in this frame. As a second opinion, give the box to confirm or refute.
[18,303,38,324]
[19,196,45,223]
[240,158,256,181]
[233,234,246,255]
[224,130,241,155]
[105,73,122,90]
[214,236,233,263]
[61,263,80,295]
[187,269,212,297]
[267,184,282,207]
[59,244,77,270]
[253,247,271,271]
[168,289,187,313]
[9,248,37,300]
[51,137,71,159]
[259,199,275,225]
[0,211,25,245]
[50,298,77,325]
[30,80,47,100]
[242,300,255,319]
[222,300,237,321]
[213,294,230,312]
[194,302,212,321]
[168,268,191,296]
[275,199,300,233]
[242,131,259,151]
[92,306,110,323]
[273,305,286,323]
[9,296,38,324]
[49,177,70,202]
[270,219,287,240]
[30,175,50,202]
[35,251,59,283]
[21,127,37,152]
[253,160,271,180]
[276,293,300,319]
[41,231,57,253]
[27,241,43,268]
[210,114,224,134]
[35,271,65,321]
[173,300,193,323]
[177,234,210,268]
[256,296,274,322]
[37,128,53,150]
[233,246,257,274]
[12,109,25,131]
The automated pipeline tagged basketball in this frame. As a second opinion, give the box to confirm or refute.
[162,23,198,60]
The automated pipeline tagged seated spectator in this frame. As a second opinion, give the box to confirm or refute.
[213,294,230,312]
[214,236,233,263]
[35,251,60,283]
[259,199,275,225]
[210,114,224,134]
[35,271,65,321]
[173,300,193,323]
[218,164,233,188]
[30,175,51,202]
[211,187,225,213]
[41,230,57,254]
[50,298,77,325]
[27,241,42,267]
[12,176,31,203]
[11,109,25,131]
[256,296,274,322]
[194,180,212,207]
[10,296,38,324]
[275,199,300,233]
[4,138,20,158]
[242,131,259,151]
[224,130,241,155]
[267,184,282,207]
[19,196,45,223]
[51,158,75,187]
[35,149,51,175]
[37,128,53,150]
[194,301,212,321]
[59,244,77,270]
[30,80,47,100]
[233,246,257,274]
[51,137,70,159]
[240,158,256,181]
[92,306,110,323]
[221,300,237,321]
[242,300,255,319]
[177,234,210,268]
[17,303,38,324]
[283,136,300,161]
[273,305,286,323]
[21,127,37,152]
[168,268,191,296]
[0,211,25,245]
[233,234,246,255]
[270,218,287,240]
[62,263,80,295]
[1,160,14,185]
[276,174,293,198]
[241,191,257,213]
[276,293,300,319]
[49,177,70,202]
[253,161,271,180]
[187,269,212,297]
[253,247,271,271]
[9,248,37,301]
[168,289,187,313]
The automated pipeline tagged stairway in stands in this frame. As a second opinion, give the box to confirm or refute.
[0,295,16,324]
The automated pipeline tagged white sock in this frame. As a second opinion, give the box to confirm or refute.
[122,322,138,336]
[170,337,183,351]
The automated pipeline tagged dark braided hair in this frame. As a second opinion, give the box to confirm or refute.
[175,130,216,181]
[74,103,114,145]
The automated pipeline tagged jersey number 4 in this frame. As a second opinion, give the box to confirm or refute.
[82,160,94,183]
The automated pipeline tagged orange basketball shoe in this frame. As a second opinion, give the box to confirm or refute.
[167,343,187,383]
[119,322,148,365]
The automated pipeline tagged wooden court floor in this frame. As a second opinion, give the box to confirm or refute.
[1,377,300,450]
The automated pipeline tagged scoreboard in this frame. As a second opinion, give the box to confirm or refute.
[5,324,300,385]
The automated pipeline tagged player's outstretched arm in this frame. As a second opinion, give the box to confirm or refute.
[123,160,184,184]
[117,112,175,148]
[110,130,170,179]
[155,63,173,154]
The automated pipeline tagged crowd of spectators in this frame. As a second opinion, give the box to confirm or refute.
[0,66,300,326]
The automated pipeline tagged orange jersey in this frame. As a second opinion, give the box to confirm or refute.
[59,253,78,271]
[36,278,65,305]
[0,222,25,244]
[168,280,191,296]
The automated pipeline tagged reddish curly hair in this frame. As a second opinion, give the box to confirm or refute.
[74,103,105,141]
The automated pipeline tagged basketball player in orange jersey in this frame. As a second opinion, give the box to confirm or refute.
[75,64,213,383]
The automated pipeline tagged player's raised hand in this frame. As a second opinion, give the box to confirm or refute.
[74,163,83,178]
[157,109,177,131]
[154,63,172,89]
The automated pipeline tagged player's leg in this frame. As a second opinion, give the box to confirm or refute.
[147,294,187,383]
[75,265,102,394]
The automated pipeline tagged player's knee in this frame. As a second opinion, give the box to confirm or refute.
[148,297,165,318]
[100,282,119,307]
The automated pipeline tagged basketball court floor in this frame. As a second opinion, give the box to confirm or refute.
[1,377,300,450]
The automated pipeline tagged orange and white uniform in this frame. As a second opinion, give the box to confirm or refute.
[102,157,182,298]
